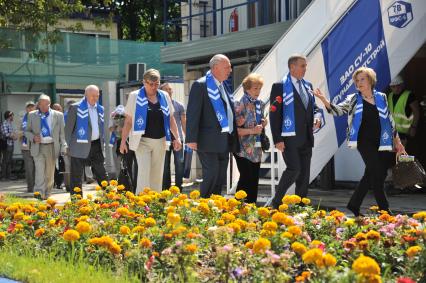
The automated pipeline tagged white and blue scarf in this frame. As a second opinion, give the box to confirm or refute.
[206,71,229,133]
[22,113,28,146]
[76,98,104,143]
[348,90,393,151]
[281,73,313,136]
[133,87,171,146]
[38,110,51,138]
[243,93,262,147]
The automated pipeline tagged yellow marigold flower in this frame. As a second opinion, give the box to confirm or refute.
[366,230,380,240]
[216,219,225,226]
[355,232,367,241]
[257,207,270,218]
[167,212,181,225]
[310,240,323,247]
[77,199,89,207]
[271,212,286,224]
[290,195,302,204]
[46,198,56,207]
[110,180,118,186]
[260,229,276,237]
[76,221,91,234]
[344,219,355,226]
[189,190,200,199]
[235,190,247,200]
[302,248,323,264]
[0,232,6,240]
[101,180,108,187]
[160,190,172,198]
[165,206,176,214]
[95,185,102,191]
[406,246,422,257]
[132,225,145,234]
[245,241,253,249]
[288,225,302,236]
[117,184,125,191]
[144,217,156,227]
[358,240,369,250]
[142,195,153,203]
[313,210,326,218]
[234,219,247,230]
[227,222,241,233]
[228,198,240,208]
[38,204,47,211]
[79,206,92,215]
[184,244,198,253]
[48,219,56,226]
[252,238,271,254]
[281,231,293,239]
[291,242,308,255]
[116,207,129,216]
[139,237,152,248]
[119,226,130,235]
[352,254,381,276]
[279,204,289,211]
[169,186,180,194]
[15,224,24,230]
[301,198,311,205]
[13,211,24,220]
[35,228,45,238]
[172,226,187,236]
[221,212,236,223]
[369,205,379,211]
[73,187,82,193]
[109,242,121,254]
[413,211,426,221]
[63,229,80,242]
[263,221,278,231]
[323,253,337,267]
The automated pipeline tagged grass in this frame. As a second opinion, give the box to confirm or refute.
[0,248,139,283]
[0,194,35,205]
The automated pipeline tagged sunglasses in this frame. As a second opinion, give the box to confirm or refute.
[144,81,160,87]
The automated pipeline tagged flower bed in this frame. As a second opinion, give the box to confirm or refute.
[0,183,425,282]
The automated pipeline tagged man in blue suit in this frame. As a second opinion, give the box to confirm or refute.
[269,54,322,209]
[186,54,239,198]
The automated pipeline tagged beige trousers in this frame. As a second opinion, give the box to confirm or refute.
[33,143,55,199]
[135,137,166,194]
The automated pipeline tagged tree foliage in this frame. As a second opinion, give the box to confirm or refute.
[115,0,181,42]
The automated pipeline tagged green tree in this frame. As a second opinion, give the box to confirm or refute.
[0,0,112,61]
[115,0,181,42]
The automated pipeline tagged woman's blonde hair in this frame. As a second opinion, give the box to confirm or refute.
[242,73,264,91]
[352,67,377,88]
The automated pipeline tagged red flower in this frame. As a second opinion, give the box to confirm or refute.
[275,96,283,104]
[270,105,277,112]
[397,277,416,283]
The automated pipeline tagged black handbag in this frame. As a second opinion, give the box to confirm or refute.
[392,158,426,188]
[260,130,270,152]
[118,155,134,192]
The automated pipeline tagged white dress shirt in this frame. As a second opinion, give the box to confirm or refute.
[88,104,100,141]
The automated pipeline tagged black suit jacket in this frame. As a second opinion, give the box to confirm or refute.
[186,77,239,153]
[269,81,320,148]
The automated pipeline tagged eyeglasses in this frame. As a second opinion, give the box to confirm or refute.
[144,81,160,87]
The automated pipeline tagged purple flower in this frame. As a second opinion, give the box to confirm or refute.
[232,267,243,279]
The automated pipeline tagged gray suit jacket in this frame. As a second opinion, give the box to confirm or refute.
[65,103,105,159]
[25,109,66,158]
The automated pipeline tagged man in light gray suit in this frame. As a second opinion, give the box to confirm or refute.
[65,85,108,195]
[25,94,67,199]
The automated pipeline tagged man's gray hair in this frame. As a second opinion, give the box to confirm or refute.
[288,54,307,68]
[209,54,229,69]
[159,82,170,90]
[143,69,161,82]
[38,94,51,103]
[85,85,99,94]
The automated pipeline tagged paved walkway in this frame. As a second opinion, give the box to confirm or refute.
[1,179,425,215]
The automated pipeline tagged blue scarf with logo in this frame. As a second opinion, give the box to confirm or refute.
[76,98,104,143]
[348,90,393,151]
[22,113,28,146]
[281,73,314,136]
[206,71,229,133]
[243,92,262,147]
[38,110,51,138]
[133,87,171,146]
[109,132,116,147]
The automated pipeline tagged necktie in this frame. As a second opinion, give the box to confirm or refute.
[297,80,308,109]
[219,84,233,133]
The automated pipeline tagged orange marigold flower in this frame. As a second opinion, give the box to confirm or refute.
[101,180,108,187]
[291,242,308,255]
[245,241,253,249]
[0,232,6,240]
[110,180,118,186]
[140,237,152,248]
[76,221,91,234]
[288,225,302,236]
[252,238,271,254]
[352,254,381,276]
[63,229,80,242]
[35,228,45,237]
[406,246,422,257]
[263,221,278,231]
[144,217,156,227]
[366,230,381,240]
[184,244,198,253]
[257,207,270,218]
[167,212,181,225]
[189,190,200,199]
[279,204,289,211]
[302,248,323,264]
[119,225,131,235]
[169,186,180,194]
[234,190,247,200]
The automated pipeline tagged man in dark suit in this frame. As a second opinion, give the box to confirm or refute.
[65,85,108,195]
[186,54,239,198]
[269,54,322,209]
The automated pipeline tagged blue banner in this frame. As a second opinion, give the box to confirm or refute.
[321,0,391,146]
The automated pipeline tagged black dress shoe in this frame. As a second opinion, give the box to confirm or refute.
[346,205,364,217]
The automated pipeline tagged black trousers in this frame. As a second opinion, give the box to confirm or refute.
[70,139,108,195]
[348,143,389,212]
[272,145,312,208]
[198,151,229,198]
[162,146,184,190]
[234,154,261,204]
